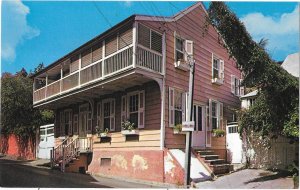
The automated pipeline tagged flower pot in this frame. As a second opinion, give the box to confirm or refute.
[121,130,139,135]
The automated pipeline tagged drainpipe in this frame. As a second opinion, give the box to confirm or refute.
[160,79,165,150]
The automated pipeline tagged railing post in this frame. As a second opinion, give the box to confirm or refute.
[61,145,65,172]
[50,148,53,168]
[132,22,137,68]
[60,65,63,93]
[102,41,105,77]
[78,54,82,87]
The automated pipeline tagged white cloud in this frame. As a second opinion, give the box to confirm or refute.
[241,5,299,60]
[2,0,40,62]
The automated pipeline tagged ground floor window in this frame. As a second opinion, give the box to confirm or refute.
[209,99,223,130]
[123,91,145,129]
[102,99,115,131]
[169,87,187,127]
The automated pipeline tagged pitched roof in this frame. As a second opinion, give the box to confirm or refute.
[281,52,299,78]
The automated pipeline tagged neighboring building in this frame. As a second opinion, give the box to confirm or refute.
[240,90,258,109]
[31,3,243,184]
[281,52,299,78]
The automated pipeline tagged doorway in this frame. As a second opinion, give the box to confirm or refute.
[38,124,54,159]
[192,105,206,148]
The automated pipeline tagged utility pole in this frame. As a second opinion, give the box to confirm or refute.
[184,57,195,188]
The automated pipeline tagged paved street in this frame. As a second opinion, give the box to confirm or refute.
[196,169,294,189]
[0,159,109,188]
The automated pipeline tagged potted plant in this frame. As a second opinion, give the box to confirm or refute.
[212,129,225,137]
[96,126,110,137]
[121,120,139,135]
[173,124,185,134]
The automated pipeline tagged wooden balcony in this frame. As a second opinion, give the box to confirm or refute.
[33,45,163,105]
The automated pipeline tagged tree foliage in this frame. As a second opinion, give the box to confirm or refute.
[206,2,299,138]
[1,67,54,139]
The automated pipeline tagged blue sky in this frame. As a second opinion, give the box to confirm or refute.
[2,1,299,74]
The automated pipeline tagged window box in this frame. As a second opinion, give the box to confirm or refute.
[98,133,111,138]
[211,78,224,85]
[174,60,190,71]
[173,130,186,135]
[121,129,139,135]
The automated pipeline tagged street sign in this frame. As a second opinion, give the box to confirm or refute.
[182,121,195,132]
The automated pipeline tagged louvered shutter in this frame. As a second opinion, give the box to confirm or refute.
[68,111,73,135]
[121,96,127,123]
[240,79,245,96]
[92,42,102,62]
[110,99,115,131]
[60,111,65,136]
[97,102,102,128]
[105,36,118,56]
[185,40,193,60]
[182,92,188,122]
[70,55,79,73]
[119,28,133,49]
[81,48,92,68]
[231,75,235,94]
[169,87,175,127]
[73,114,78,135]
[206,106,209,130]
[138,91,145,129]
[220,60,224,81]
[138,24,150,48]
[87,111,92,134]
[151,31,162,53]
[219,103,223,130]
[211,53,215,79]
[208,99,212,131]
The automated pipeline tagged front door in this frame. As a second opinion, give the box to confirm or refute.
[38,124,54,159]
[79,104,88,137]
[192,105,206,148]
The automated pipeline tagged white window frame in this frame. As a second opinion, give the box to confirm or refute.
[126,90,145,129]
[231,75,244,96]
[208,99,223,130]
[102,98,115,131]
[211,53,224,85]
[64,109,72,136]
[174,33,194,63]
[169,87,187,127]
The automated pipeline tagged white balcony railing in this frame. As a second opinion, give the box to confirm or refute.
[33,44,163,104]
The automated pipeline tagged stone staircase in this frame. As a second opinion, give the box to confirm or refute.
[195,149,233,175]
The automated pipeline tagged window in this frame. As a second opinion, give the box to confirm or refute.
[211,54,224,84]
[102,99,115,131]
[174,34,194,63]
[73,114,78,134]
[126,91,145,129]
[208,99,223,130]
[169,87,187,127]
[231,75,244,96]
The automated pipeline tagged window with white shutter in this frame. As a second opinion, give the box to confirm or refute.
[121,96,127,123]
[97,102,102,128]
[185,40,193,60]
[87,111,92,133]
[60,111,65,136]
[231,75,236,94]
[169,87,175,127]
[73,114,78,135]
[102,99,115,132]
[239,79,245,96]
[209,99,224,130]
[231,75,243,96]
[138,91,145,129]
[212,54,224,85]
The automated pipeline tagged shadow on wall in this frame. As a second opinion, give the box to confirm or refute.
[0,134,35,160]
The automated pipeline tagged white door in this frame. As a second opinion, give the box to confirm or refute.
[192,105,206,148]
[38,124,54,159]
[226,122,243,163]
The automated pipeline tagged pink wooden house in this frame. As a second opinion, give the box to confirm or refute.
[31,2,243,185]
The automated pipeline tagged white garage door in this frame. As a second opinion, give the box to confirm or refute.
[38,124,54,159]
[226,122,243,163]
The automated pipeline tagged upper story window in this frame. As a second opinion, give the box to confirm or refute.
[174,34,193,63]
[211,54,224,85]
[231,75,244,96]
[138,24,162,54]
[175,37,185,62]
[169,87,187,127]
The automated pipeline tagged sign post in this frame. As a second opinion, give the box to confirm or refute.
[184,58,195,188]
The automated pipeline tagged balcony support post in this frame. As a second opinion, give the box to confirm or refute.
[79,54,81,87]
[45,74,48,98]
[60,65,63,93]
[162,32,166,75]
[132,22,137,68]
[102,41,105,77]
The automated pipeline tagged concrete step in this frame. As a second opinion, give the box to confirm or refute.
[204,159,226,165]
[211,164,232,175]
[196,150,215,156]
[200,155,219,160]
